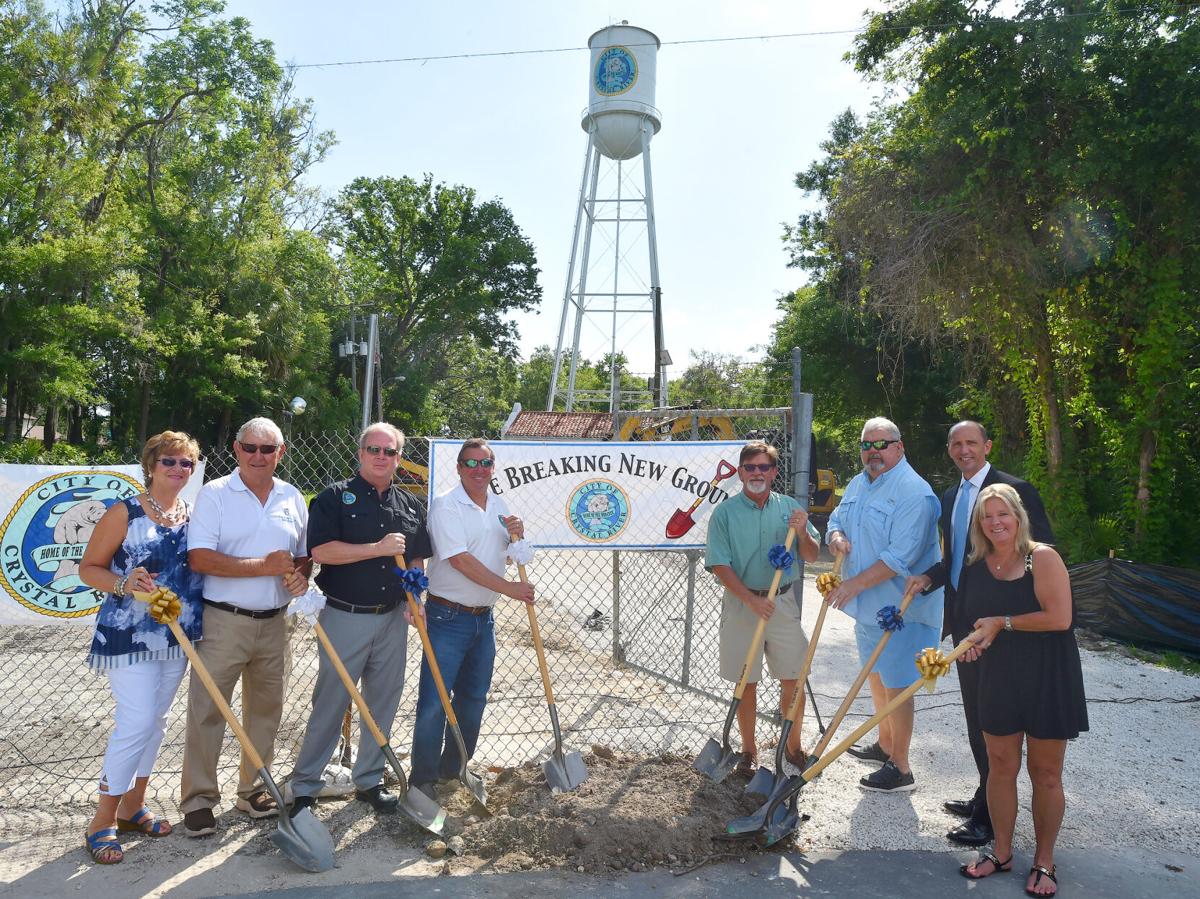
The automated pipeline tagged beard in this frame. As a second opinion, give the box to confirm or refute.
[743,477,769,496]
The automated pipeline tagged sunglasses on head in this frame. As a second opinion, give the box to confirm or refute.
[459,458,495,469]
[238,442,279,455]
[741,463,776,473]
[364,445,400,457]
[158,457,195,469]
[860,438,901,451]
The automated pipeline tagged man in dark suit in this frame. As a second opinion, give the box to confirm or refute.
[911,421,1054,847]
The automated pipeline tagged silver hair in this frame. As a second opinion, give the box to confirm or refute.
[236,416,284,443]
[861,417,901,440]
[359,422,405,450]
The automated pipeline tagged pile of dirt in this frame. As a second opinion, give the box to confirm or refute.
[432,746,775,874]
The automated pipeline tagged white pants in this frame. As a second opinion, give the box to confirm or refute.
[99,657,188,796]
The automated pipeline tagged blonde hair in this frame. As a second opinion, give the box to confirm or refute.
[141,431,201,484]
[966,483,1036,565]
[359,422,405,450]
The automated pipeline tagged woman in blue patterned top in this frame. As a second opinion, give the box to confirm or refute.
[78,431,203,864]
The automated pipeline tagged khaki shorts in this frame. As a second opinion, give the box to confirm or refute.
[718,584,809,683]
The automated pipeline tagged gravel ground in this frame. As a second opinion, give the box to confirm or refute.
[1,567,1197,895]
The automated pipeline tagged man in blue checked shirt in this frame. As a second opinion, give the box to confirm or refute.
[824,417,943,794]
[705,441,820,776]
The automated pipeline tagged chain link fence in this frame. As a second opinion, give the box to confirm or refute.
[0,409,807,818]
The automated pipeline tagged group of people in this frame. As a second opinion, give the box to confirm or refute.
[707,420,1086,898]
[79,419,531,867]
[75,412,1085,897]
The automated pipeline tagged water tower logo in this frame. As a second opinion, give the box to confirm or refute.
[594,46,637,96]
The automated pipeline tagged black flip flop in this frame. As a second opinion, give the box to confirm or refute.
[1025,864,1058,897]
[960,850,1013,880]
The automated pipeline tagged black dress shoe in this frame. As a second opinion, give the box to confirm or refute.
[289,795,317,819]
[947,819,994,846]
[846,740,889,763]
[355,785,399,813]
[943,798,975,818]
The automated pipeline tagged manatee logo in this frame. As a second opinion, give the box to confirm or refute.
[0,470,142,618]
[594,46,637,96]
[566,479,630,543]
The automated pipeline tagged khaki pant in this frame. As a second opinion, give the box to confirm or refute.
[718,584,808,683]
[181,605,287,813]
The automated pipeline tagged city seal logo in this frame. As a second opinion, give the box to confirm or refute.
[0,470,142,618]
[566,479,630,543]
[594,45,638,96]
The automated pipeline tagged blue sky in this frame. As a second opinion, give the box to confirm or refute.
[222,1,882,381]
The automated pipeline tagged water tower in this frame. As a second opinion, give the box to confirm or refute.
[547,23,669,412]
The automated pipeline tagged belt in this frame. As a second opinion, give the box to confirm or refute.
[202,599,283,620]
[324,595,396,616]
[748,583,793,597]
[427,594,492,616]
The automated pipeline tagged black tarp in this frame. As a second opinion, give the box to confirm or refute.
[1071,558,1200,656]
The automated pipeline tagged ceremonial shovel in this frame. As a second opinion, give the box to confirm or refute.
[693,526,796,782]
[133,589,335,873]
[308,619,447,834]
[743,554,842,799]
[665,460,737,539]
[511,534,587,793]
[726,630,984,848]
[399,559,489,810]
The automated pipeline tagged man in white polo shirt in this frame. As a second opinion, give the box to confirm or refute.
[180,416,309,837]
[410,438,535,799]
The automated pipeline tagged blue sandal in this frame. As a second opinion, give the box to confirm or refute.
[117,807,171,836]
[85,827,124,864]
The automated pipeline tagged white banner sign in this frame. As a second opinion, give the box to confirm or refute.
[428,440,748,549]
[0,463,204,625]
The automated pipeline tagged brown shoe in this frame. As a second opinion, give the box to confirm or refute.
[183,808,217,837]
[236,789,279,819]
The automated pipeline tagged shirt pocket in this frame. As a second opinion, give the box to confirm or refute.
[862,500,893,545]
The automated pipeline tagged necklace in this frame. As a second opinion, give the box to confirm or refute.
[990,553,1017,573]
[146,492,185,525]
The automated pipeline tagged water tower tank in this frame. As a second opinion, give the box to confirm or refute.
[582,24,661,161]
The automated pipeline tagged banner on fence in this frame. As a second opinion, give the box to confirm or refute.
[428,439,746,549]
[0,464,205,625]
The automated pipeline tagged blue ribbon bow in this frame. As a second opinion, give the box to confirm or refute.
[395,567,429,598]
[876,605,905,632]
[767,544,795,573]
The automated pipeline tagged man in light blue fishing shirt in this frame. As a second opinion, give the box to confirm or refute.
[823,417,942,793]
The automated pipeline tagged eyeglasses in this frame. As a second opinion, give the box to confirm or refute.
[860,439,901,451]
[364,445,400,457]
[459,458,495,469]
[740,463,776,473]
[158,457,195,469]
[238,442,279,455]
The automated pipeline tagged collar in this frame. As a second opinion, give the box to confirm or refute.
[866,455,909,488]
[735,489,776,510]
[963,462,991,491]
[450,482,492,510]
[230,469,281,495]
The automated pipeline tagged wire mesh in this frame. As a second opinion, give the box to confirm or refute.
[0,410,801,816]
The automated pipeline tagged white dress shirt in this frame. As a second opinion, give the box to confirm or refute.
[187,470,307,610]
[951,461,991,532]
[426,483,514,608]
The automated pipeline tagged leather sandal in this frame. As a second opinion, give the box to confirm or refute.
[1025,864,1058,897]
[116,807,171,836]
[959,850,1013,880]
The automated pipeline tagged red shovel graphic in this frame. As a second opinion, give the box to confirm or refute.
[665,460,738,539]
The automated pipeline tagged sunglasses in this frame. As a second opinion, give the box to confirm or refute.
[860,439,901,451]
[238,442,279,455]
[459,458,495,469]
[364,445,400,457]
[741,463,776,473]
[158,457,195,469]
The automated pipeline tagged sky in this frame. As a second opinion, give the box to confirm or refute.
[222,1,883,382]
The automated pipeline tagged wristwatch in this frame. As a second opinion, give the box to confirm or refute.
[1003,615,1013,632]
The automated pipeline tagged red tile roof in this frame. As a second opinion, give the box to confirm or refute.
[504,411,613,440]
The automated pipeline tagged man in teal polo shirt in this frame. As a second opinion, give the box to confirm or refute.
[705,440,820,775]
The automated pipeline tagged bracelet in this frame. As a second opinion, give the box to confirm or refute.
[1003,615,1013,632]
[113,575,128,596]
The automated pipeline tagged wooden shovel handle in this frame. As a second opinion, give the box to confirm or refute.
[515,556,556,706]
[803,631,981,783]
[783,599,830,723]
[811,580,921,757]
[731,526,797,700]
[398,556,461,729]
[312,620,389,748]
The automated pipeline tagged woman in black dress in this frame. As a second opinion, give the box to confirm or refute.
[957,483,1086,897]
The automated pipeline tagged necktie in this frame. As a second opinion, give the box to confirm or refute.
[950,480,972,590]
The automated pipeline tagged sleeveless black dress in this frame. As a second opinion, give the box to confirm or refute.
[960,554,1088,739]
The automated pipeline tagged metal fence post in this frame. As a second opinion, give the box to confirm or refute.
[611,549,622,665]
[792,347,814,591]
[681,549,698,686]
